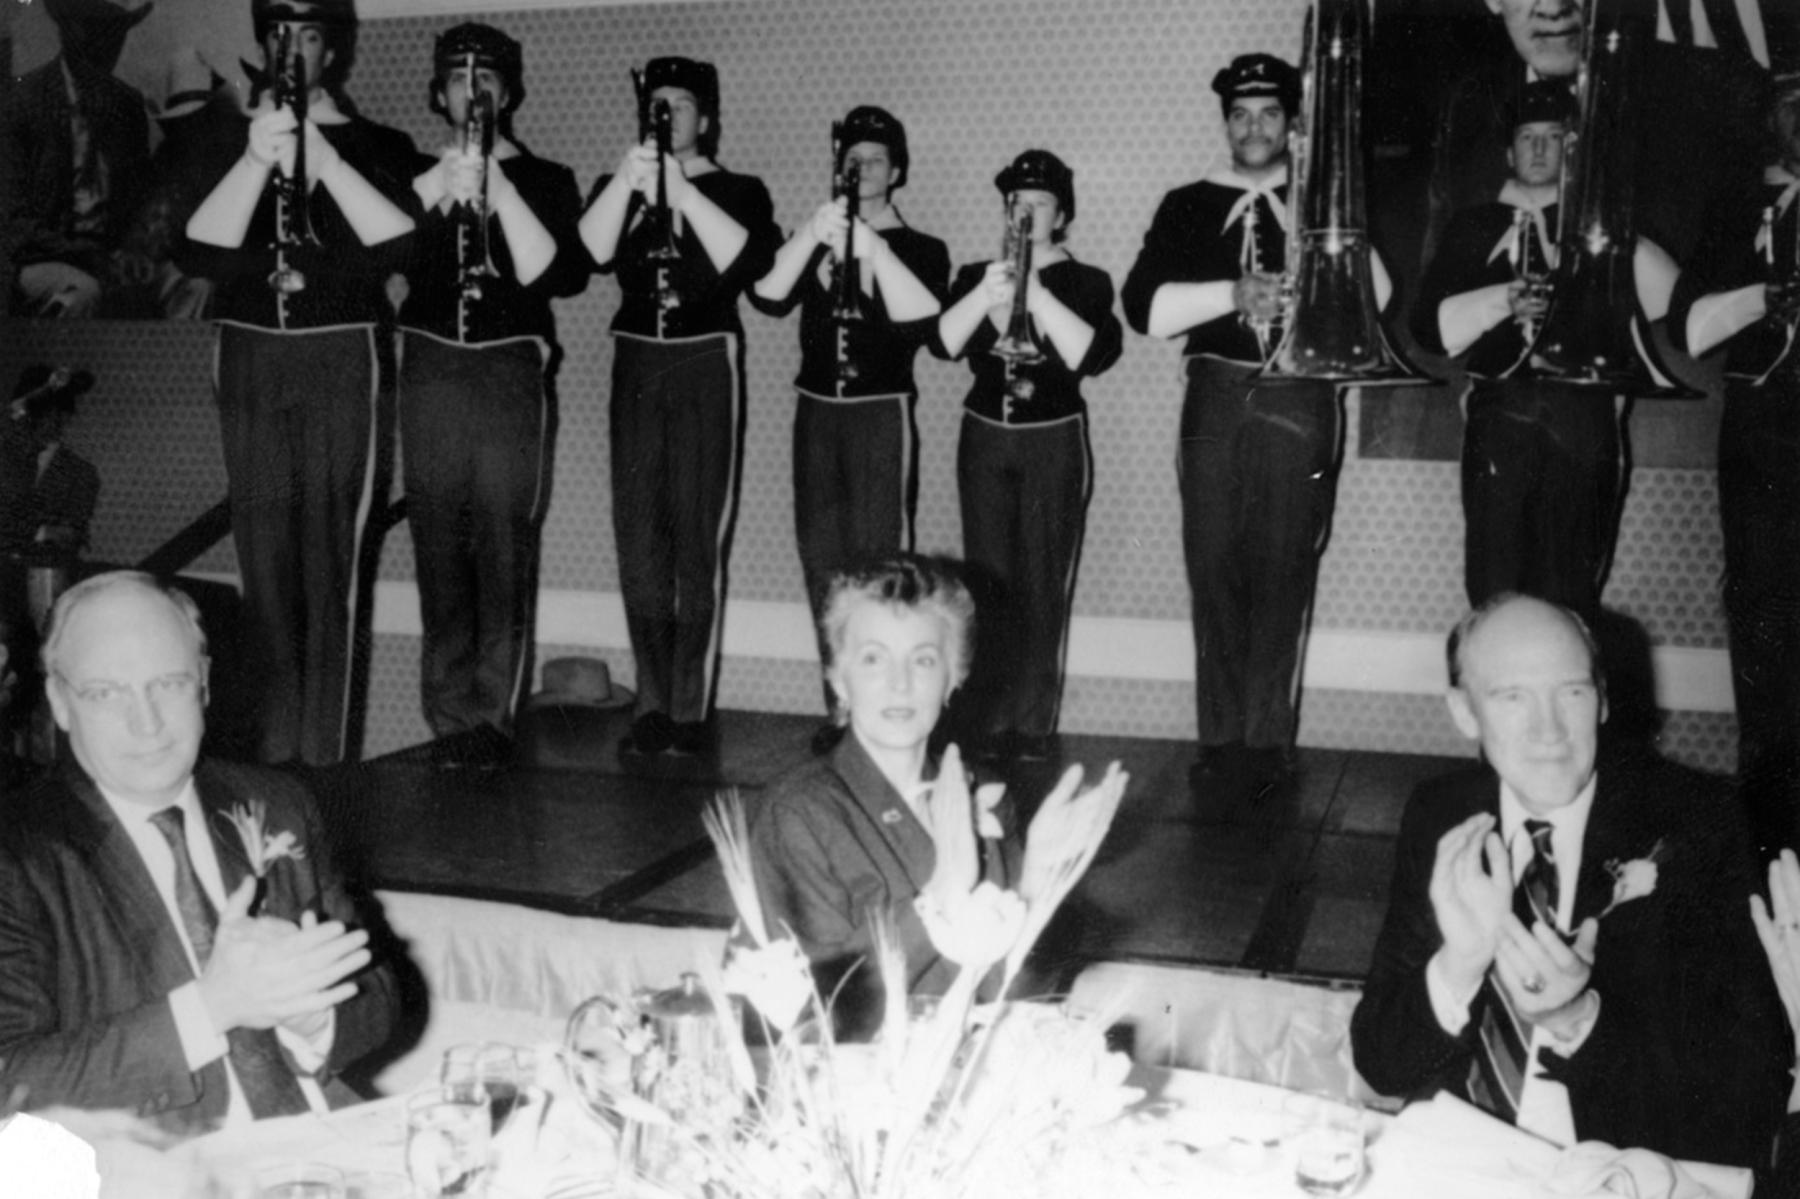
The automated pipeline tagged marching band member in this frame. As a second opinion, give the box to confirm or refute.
[936,150,1121,763]
[397,23,587,769]
[1121,54,1331,804]
[752,106,949,752]
[577,57,780,761]
[182,0,416,766]
[1668,71,1800,857]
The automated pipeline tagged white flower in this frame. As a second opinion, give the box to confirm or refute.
[722,938,813,1033]
[916,881,1028,971]
[217,799,306,878]
[1601,839,1666,918]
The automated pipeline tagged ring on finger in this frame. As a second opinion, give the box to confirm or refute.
[1522,974,1547,995]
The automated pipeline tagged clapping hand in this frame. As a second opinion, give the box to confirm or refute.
[921,744,981,906]
[1750,849,1800,1037]
[1018,761,1128,905]
[199,877,369,1035]
[1428,813,1513,994]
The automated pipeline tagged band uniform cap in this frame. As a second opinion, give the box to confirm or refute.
[253,0,357,30]
[155,47,224,121]
[995,148,1076,224]
[43,0,154,37]
[839,105,909,179]
[1508,79,1576,130]
[433,22,524,114]
[528,656,634,710]
[643,56,719,116]
[13,363,96,412]
[1212,53,1300,113]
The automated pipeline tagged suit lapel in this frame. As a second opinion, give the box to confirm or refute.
[1572,763,1659,926]
[830,736,935,894]
[195,767,254,901]
[59,768,199,990]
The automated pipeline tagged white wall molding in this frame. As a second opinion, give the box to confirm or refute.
[340,579,1735,713]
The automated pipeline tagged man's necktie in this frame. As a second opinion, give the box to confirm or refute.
[1469,820,1559,1123]
[149,807,309,1119]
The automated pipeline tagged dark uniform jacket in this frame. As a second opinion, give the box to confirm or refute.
[1667,177,1798,380]
[750,224,950,399]
[585,166,779,340]
[0,759,400,1135]
[1121,175,1287,364]
[398,148,588,346]
[1413,198,1560,378]
[1350,746,1788,1169]
[939,258,1122,425]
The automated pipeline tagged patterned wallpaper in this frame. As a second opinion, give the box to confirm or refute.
[0,0,1744,772]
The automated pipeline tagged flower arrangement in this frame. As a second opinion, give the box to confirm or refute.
[216,798,306,878]
[591,752,1136,1199]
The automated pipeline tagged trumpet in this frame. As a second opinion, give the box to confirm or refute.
[1510,206,1555,344]
[991,202,1042,369]
[1256,0,1431,386]
[456,52,499,304]
[631,69,681,328]
[1239,200,1278,359]
[830,123,864,326]
[267,24,319,295]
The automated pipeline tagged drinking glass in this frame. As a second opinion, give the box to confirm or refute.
[253,1162,347,1199]
[406,1087,490,1198]
[440,1043,522,1134]
[1284,1092,1366,1196]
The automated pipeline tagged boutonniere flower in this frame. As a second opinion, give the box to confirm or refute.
[1600,838,1666,918]
[217,798,306,879]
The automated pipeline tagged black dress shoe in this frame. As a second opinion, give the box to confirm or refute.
[620,711,676,757]
[1187,741,1245,794]
[1242,745,1295,802]
[809,723,847,756]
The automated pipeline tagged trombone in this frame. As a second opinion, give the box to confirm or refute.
[1256,0,1431,386]
[267,24,320,295]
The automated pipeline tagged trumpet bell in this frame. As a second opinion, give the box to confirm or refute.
[1256,230,1434,386]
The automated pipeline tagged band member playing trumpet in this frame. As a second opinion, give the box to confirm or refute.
[1413,81,1631,623]
[396,23,587,769]
[752,106,949,750]
[577,57,779,760]
[1668,71,1800,857]
[181,0,416,766]
[1122,54,1332,805]
[936,150,1121,762]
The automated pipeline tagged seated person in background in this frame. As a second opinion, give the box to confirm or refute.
[2,364,101,560]
[0,0,154,318]
[749,555,1009,1040]
[1351,593,1787,1168]
[0,571,398,1133]
[1750,849,1800,1192]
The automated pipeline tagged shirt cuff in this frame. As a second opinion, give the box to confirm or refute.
[1686,284,1766,358]
[1425,949,1481,1036]
[169,981,228,1073]
[276,1008,337,1076]
[1543,990,1601,1051]
[1438,284,1513,358]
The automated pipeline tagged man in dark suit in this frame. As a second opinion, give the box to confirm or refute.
[0,571,397,1133]
[1351,593,1787,1168]
[0,0,154,317]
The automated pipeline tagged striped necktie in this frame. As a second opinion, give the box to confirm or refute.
[1468,820,1558,1122]
[148,807,310,1119]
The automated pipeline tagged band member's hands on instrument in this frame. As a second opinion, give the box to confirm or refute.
[1232,271,1284,327]
[1507,277,1552,324]
[245,106,299,175]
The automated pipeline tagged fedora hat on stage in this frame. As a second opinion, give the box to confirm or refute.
[527,657,635,711]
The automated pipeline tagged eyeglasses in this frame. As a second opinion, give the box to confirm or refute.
[54,672,202,716]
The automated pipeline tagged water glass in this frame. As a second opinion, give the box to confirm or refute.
[253,1162,347,1199]
[1283,1092,1366,1196]
[440,1043,523,1133]
[406,1087,490,1198]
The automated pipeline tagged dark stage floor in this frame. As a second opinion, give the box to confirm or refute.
[309,710,1464,986]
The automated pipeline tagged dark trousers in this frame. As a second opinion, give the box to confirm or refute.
[794,391,915,701]
[1179,357,1341,751]
[609,333,743,724]
[1460,377,1624,619]
[957,412,1091,740]
[1719,378,1800,854]
[400,333,549,738]
[214,323,379,765]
